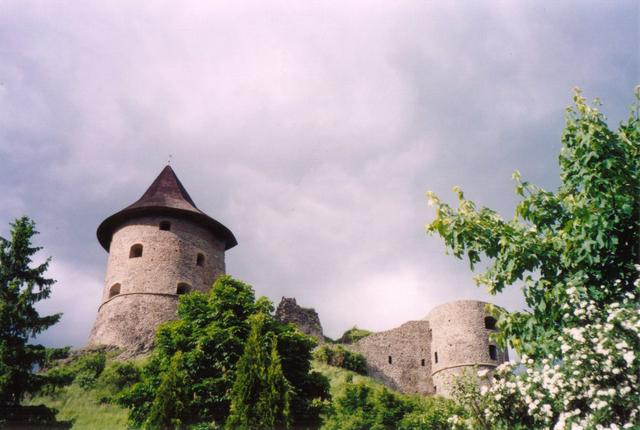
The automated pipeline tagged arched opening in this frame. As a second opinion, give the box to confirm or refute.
[177,283,191,295]
[388,356,392,365]
[485,316,497,330]
[421,358,425,367]
[159,221,171,231]
[109,283,121,298]
[196,253,205,267]
[129,244,143,258]
[489,345,498,360]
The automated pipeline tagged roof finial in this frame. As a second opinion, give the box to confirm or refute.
[168,154,172,165]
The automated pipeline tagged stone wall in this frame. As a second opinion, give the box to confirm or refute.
[88,215,226,351]
[351,320,432,394]
[89,294,177,356]
[275,297,324,342]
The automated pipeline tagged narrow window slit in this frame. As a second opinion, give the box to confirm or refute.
[489,345,498,360]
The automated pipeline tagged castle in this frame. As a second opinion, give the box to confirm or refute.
[88,166,507,396]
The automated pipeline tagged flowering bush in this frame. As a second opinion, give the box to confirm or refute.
[449,272,640,430]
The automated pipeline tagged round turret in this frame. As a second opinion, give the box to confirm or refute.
[427,300,508,397]
[88,166,237,353]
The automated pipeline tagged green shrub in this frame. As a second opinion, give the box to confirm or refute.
[314,345,367,375]
[397,395,462,430]
[94,361,141,403]
[321,382,460,430]
[42,351,107,393]
[98,361,141,392]
[336,327,372,344]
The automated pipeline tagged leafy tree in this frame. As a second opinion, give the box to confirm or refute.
[426,89,639,358]
[0,217,67,407]
[226,313,290,430]
[119,275,330,429]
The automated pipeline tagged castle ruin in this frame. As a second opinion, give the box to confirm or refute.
[350,300,509,397]
[275,297,325,343]
[87,166,507,396]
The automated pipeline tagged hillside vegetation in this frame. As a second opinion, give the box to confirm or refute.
[25,354,458,430]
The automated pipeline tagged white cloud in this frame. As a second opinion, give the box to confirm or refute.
[0,0,636,346]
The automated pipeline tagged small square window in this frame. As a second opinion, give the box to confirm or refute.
[159,221,171,231]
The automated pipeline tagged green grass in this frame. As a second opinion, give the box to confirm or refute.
[21,351,150,429]
[335,327,372,344]
[25,383,129,430]
[21,358,406,429]
[312,359,386,396]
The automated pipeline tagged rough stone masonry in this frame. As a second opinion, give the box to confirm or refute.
[275,297,325,343]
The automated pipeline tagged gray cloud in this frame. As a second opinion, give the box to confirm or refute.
[0,1,637,345]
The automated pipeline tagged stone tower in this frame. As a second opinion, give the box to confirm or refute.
[427,300,508,397]
[351,299,508,397]
[88,165,237,353]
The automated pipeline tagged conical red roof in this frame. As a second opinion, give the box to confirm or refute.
[97,166,237,251]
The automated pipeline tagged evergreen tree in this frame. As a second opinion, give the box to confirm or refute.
[0,217,66,407]
[145,351,190,430]
[226,313,290,430]
[119,275,329,429]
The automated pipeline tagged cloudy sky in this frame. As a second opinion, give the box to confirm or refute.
[1,1,638,347]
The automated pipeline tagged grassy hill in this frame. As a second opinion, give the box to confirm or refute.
[25,383,128,430]
[24,358,401,430]
[23,343,459,430]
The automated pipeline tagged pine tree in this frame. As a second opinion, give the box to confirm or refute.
[119,276,328,428]
[0,217,66,407]
[225,313,290,430]
[145,351,189,430]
